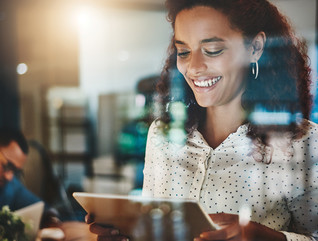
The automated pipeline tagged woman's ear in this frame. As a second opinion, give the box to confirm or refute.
[251,31,266,62]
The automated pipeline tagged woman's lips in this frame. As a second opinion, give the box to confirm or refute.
[193,76,222,87]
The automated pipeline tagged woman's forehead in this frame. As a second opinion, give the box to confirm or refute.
[174,6,242,42]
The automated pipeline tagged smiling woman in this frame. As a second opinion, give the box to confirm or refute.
[87,0,317,240]
[144,0,317,240]
[158,0,312,149]
[175,6,255,112]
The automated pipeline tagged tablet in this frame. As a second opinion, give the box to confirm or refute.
[14,201,44,240]
[73,192,218,241]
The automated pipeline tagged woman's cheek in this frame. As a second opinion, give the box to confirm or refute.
[176,60,186,76]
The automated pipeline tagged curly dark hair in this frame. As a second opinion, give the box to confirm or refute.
[156,0,313,158]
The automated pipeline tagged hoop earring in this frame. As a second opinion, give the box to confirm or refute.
[251,62,259,79]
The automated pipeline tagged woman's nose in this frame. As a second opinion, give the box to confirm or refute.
[188,51,207,75]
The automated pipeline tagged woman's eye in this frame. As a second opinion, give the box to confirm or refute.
[204,49,224,57]
[177,51,190,58]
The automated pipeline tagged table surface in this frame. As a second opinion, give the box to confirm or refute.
[38,221,97,241]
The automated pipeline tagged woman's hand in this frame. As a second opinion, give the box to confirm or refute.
[85,214,129,241]
[194,213,287,241]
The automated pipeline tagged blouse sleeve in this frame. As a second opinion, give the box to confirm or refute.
[281,123,318,241]
[282,186,318,241]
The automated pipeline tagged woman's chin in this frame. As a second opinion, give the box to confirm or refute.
[195,99,215,108]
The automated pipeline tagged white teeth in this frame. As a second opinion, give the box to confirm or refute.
[194,76,221,87]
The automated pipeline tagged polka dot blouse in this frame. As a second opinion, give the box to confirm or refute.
[142,120,318,241]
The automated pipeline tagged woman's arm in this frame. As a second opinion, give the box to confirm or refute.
[195,213,287,241]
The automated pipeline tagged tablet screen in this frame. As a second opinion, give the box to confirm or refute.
[73,192,217,241]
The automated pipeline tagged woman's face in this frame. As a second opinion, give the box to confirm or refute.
[175,6,252,108]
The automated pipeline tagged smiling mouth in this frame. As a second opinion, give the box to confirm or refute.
[193,76,222,87]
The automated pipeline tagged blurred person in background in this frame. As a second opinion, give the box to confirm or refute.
[0,129,60,228]
[0,129,38,210]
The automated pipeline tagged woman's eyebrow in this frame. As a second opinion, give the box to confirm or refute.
[174,37,224,45]
[200,37,224,44]
[174,39,185,45]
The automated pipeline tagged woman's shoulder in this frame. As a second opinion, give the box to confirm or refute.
[305,119,318,132]
[147,119,192,148]
[290,120,318,154]
[148,119,165,136]
[298,119,318,140]
[147,119,169,147]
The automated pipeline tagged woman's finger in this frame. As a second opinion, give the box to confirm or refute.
[200,222,241,240]
[209,213,238,226]
[85,213,95,224]
[89,223,119,236]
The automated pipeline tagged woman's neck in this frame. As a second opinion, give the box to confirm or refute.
[201,101,246,149]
